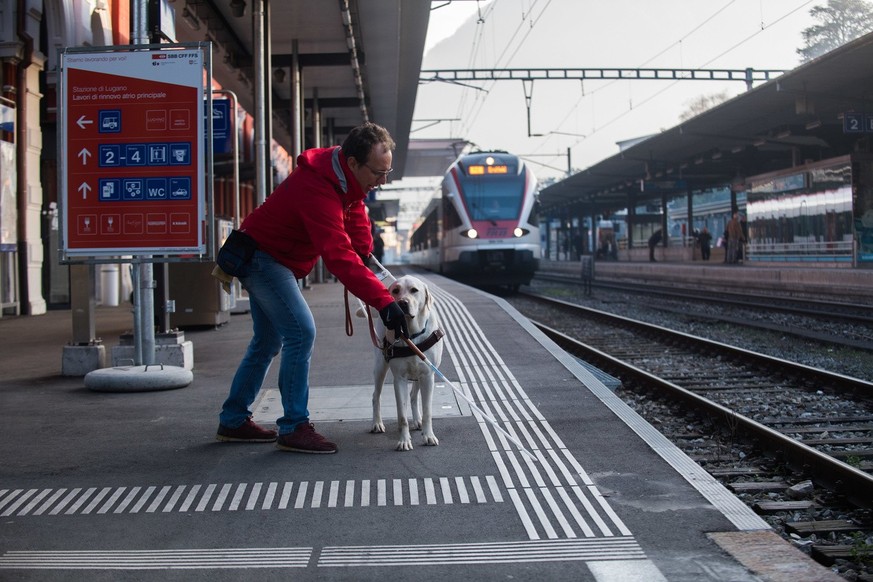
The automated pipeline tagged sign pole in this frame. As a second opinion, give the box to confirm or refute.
[131,0,155,365]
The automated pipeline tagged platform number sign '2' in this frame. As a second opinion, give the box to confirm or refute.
[843,111,873,133]
[60,47,206,258]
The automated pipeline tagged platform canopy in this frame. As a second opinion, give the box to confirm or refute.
[402,138,473,178]
[539,32,873,215]
[174,0,430,180]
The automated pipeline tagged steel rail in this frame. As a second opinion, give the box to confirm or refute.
[534,319,873,509]
[516,289,873,506]
[533,271,873,324]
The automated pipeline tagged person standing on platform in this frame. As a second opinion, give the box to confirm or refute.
[372,225,385,265]
[699,227,712,261]
[648,228,663,262]
[726,211,745,264]
[215,122,409,454]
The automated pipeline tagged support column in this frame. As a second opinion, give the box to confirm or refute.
[263,0,272,194]
[660,193,668,248]
[290,39,302,162]
[253,0,268,204]
[18,57,46,315]
[311,88,321,148]
[687,186,695,258]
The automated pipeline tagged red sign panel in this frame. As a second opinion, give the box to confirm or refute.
[61,48,206,257]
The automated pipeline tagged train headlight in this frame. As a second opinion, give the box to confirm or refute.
[513,227,529,237]
[463,228,479,239]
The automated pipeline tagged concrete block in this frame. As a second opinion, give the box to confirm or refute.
[61,344,107,377]
[111,342,194,370]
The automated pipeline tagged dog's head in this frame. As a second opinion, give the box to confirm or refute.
[388,275,432,320]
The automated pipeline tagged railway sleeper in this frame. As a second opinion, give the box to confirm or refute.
[689,453,744,463]
[786,520,868,536]
[811,544,873,567]
[728,481,790,493]
[767,415,873,425]
[782,425,873,434]
[753,500,818,513]
[708,466,766,477]
[827,448,873,459]
[799,437,873,446]
[696,385,787,392]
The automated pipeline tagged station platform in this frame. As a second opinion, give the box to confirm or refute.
[0,269,842,581]
[542,258,873,304]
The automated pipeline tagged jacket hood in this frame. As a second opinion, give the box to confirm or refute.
[296,146,360,197]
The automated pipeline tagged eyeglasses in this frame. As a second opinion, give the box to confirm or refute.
[365,163,393,178]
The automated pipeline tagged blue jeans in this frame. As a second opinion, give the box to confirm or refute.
[219,250,316,435]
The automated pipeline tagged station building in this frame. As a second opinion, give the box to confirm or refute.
[538,32,873,269]
[0,0,429,318]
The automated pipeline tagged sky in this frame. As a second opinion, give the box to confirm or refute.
[404,0,821,185]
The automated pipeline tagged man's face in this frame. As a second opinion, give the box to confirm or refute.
[349,143,393,192]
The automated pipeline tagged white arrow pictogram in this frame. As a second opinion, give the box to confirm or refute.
[76,115,93,129]
[78,182,92,200]
[78,148,91,164]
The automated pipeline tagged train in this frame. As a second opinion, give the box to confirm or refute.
[408,151,541,291]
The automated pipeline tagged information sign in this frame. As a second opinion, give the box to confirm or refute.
[60,46,206,257]
[212,98,232,155]
[842,111,873,134]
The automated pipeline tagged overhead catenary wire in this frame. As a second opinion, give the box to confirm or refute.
[441,1,815,176]
[533,0,816,171]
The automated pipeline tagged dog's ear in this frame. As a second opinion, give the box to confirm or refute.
[424,285,433,310]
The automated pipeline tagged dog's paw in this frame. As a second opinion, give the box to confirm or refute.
[370,422,385,434]
[410,419,422,431]
[422,433,439,446]
[395,438,414,451]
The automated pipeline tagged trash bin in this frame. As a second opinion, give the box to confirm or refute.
[100,263,120,306]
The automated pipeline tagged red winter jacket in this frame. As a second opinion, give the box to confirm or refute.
[239,146,394,311]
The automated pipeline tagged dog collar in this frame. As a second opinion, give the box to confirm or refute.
[407,317,432,341]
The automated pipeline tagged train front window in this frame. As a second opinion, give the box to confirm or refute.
[460,178,523,221]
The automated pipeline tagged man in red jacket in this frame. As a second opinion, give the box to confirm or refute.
[216,122,408,454]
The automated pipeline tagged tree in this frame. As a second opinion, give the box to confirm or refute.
[797,0,873,63]
[679,91,731,122]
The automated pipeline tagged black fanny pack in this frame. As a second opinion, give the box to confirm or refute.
[216,229,259,277]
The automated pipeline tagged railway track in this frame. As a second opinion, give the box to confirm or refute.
[508,291,873,577]
[533,271,873,351]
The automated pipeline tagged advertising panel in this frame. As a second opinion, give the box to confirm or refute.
[0,102,14,252]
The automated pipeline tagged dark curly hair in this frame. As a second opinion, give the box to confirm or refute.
[341,122,396,164]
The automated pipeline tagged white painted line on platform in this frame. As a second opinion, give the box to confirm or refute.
[0,547,312,569]
[318,537,647,567]
[433,285,638,542]
[0,476,504,518]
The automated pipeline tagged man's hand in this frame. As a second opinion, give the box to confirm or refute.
[379,301,409,339]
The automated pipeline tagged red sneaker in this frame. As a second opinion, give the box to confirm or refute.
[216,417,278,443]
[276,423,337,454]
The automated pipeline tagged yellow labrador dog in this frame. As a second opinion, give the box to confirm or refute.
[366,275,444,451]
